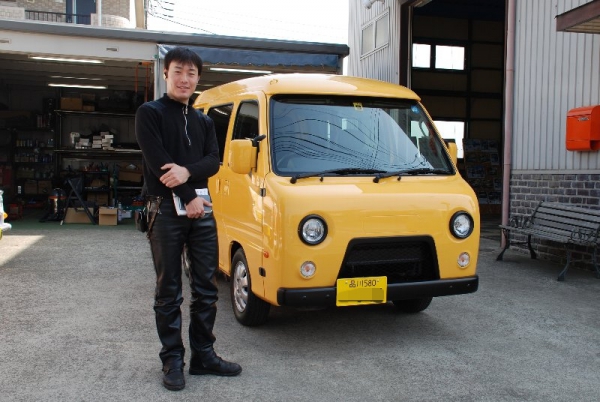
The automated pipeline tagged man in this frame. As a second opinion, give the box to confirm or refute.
[135,47,241,391]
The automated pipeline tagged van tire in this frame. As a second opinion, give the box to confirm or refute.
[392,297,432,313]
[231,249,270,326]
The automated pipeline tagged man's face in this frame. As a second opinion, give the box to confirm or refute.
[165,61,199,104]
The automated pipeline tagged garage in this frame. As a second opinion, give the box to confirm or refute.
[0,19,348,217]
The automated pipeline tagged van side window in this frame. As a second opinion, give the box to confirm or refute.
[233,101,259,141]
[207,104,233,163]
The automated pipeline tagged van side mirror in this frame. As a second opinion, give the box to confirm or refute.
[446,142,458,167]
[229,135,266,174]
[229,139,255,174]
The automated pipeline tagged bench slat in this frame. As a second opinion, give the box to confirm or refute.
[532,216,600,232]
[533,213,600,228]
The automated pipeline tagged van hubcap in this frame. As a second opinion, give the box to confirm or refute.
[233,261,249,312]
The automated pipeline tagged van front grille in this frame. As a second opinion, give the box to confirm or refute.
[338,237,439,283]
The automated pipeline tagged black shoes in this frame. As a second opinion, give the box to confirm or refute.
[189,353,242,377]
[161,353,241,390]
[162,367,185,391]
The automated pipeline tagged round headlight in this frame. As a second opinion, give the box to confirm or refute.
[450,212,474,239]
[298,215,327,245]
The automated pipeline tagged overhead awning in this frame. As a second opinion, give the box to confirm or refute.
[155,43,346,98]
[556,0,600,34]
[158,44,342,69]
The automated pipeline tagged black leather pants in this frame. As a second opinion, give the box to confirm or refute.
[148,199,218,370]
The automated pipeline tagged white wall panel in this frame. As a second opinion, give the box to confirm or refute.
[513,0,600,171]
[347,0,404,84]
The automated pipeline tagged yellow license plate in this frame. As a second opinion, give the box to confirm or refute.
[336,276,387,307]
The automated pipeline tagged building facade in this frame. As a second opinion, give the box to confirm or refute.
[348,0,600,269]
[0,0,135,28]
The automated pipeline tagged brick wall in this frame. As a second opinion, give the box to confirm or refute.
[508,172,600,272]
[91,13,131,28]
[16,0,64,14]
[0,2,24,20]
[102,0,129,18]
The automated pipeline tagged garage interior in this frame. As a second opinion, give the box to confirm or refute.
[0,22,346,222]
[410,0,506,216]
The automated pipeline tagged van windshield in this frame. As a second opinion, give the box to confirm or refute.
[270,96,454,176]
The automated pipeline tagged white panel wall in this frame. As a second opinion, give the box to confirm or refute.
[347,0,404,84]
[512,0,600,172]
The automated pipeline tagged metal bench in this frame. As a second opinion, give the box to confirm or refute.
[496,201,600,281]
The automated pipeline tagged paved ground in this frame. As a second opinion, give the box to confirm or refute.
[0,213,599,401]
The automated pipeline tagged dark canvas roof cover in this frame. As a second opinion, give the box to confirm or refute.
[158,44,341,68]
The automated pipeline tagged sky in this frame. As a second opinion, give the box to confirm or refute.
[146,0,349,45]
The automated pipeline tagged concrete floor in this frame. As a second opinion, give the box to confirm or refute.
[3,209,599,401]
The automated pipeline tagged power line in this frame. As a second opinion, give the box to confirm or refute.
[146,0,347,42]
[147,10,216,34]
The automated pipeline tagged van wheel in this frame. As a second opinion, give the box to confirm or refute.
[182,244,190,279]
[392,297,432,313]
[231,249,270,326]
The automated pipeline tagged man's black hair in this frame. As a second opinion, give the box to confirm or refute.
[164,47,203,74]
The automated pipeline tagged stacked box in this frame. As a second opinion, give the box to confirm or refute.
[60,97,83,111]
[24,179,37,194]
[63,207,94,224]
[99,207,117,225]
[38,180,53,194]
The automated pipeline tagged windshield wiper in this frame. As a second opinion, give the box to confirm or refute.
[373,168,451,183]
[290,168,386,184]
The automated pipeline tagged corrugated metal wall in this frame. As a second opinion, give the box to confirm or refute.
[347,0,405,84]
[513,0,600,172]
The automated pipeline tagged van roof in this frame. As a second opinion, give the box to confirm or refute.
[194,73,420,106]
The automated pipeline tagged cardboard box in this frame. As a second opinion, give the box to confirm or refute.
[63,207,95,224]
[86,193,110,206]
[38,180,53,194]
[60,97,83,111]
[118,169,143,183]
[24,180,37,194]
[99,207,118,226]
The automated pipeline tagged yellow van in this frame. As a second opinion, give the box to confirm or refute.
[193,74,479,326]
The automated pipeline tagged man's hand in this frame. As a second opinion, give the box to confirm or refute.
[185,196,211,219]
[160,163,190,188]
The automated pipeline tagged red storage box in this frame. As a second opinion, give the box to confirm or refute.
[566,105,600,151]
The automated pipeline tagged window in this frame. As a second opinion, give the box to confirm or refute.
[434,120,465,158]
[435,46,465,70]
[362,24,375,55]
[207,104,233,162]
[233,102,259,141]
[412,43,465,71]
[361,13,389,56]
[271,96,454,175]
[412,44,431,68]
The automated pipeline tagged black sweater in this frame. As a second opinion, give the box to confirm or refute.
[135,95,220,205]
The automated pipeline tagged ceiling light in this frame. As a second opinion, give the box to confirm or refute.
[413,0,433,7]
[48,83,107,89]
[209,67,272,74]
[50,76,103,81]
[30,55,104,64]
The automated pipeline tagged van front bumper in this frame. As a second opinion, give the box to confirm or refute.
[277,276,478,307]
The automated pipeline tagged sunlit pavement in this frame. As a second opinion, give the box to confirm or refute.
[0,217,599,401]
